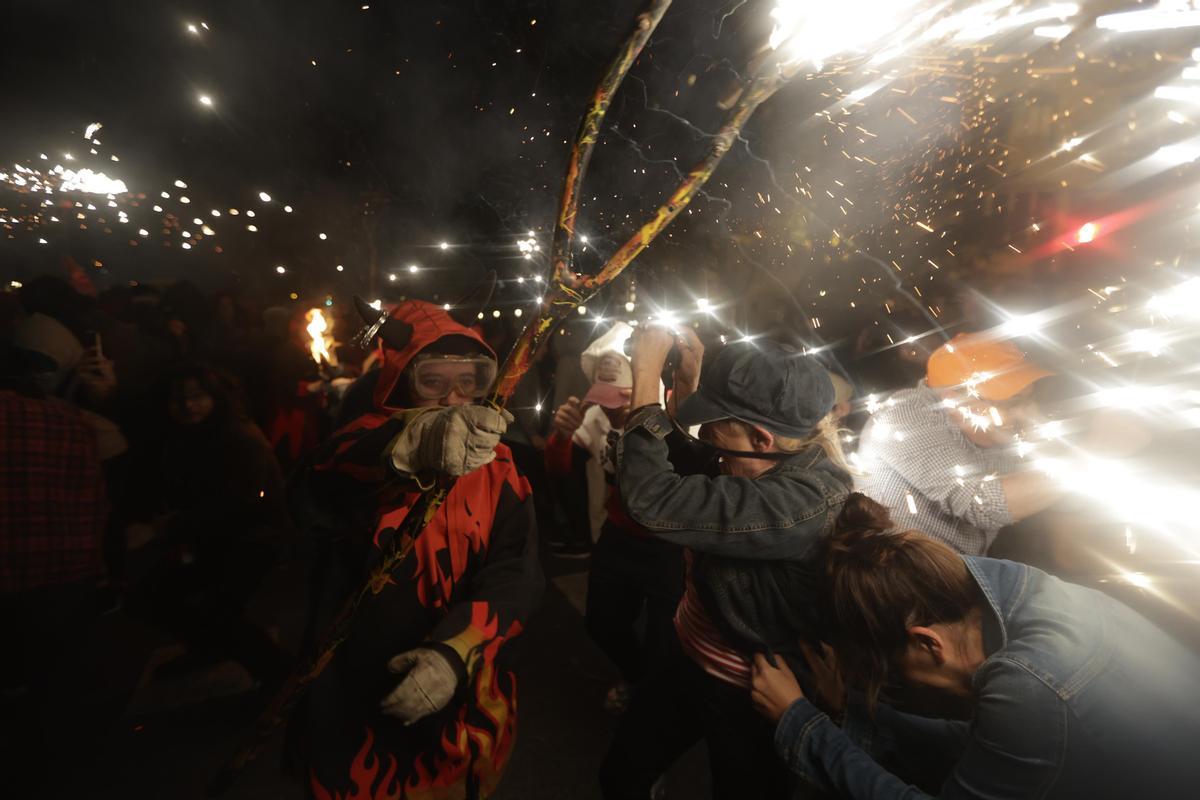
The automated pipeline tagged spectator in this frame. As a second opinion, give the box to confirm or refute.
[546,323,685,713]
[849,310,941,398]
[601,329,853,800]
[10,311,129,602]
[750,493,1200,799]
[0,337,107,781]
[546,322,634,556]
[131,364,293,690]
[856,333,1060,555]
[545,322,596,548]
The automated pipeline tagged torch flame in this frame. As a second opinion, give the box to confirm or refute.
[306,308,336,366]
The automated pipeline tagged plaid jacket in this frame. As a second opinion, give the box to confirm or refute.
[0,389,106,593]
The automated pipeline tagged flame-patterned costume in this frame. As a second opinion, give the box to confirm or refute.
[290,300,543,800]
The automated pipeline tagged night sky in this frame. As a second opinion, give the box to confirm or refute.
[4,2,780,308]
[5,1,1200,343]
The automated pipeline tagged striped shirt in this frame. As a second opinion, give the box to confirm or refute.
[674,557,751,688]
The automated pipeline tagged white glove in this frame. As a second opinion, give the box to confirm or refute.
[390,405,513,478]
[380,647,460,724]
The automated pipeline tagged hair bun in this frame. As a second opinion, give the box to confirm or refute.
[834,492,893,537]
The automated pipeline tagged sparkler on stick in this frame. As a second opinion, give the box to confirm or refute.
[213,2,674,787]
[218,0,913,786]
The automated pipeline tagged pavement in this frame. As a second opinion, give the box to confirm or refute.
[8,549,707,799]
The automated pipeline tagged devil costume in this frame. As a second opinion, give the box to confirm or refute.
[289,286,543,800]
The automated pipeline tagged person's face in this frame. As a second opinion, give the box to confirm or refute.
[602,395,632,429]
[893,625,976,698]
[171,378,215,425]
[595,354,626,384]
[699,420,771,479]
[411,361,480,408]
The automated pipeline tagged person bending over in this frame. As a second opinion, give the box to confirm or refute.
[751,493,1200,799]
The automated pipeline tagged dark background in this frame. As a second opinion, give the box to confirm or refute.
[4,1,1199,343]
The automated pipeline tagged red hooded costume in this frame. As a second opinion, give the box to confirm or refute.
[291,300,543,800]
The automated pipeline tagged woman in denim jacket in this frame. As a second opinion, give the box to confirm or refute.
[751,493,1200,799]
[600,328,853,800]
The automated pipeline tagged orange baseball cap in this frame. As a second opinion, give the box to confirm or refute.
[926,333,1053,401]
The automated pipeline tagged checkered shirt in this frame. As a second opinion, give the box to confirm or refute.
[0,390,106,593]
[855,383,1017,555]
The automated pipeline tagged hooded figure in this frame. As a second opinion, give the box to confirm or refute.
[289,288,544,800]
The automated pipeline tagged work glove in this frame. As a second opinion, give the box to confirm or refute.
[390,405,513,478]
[380,647,461,724]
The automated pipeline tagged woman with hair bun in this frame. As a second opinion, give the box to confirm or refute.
[750,493,1200,799]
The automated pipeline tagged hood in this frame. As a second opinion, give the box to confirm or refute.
[373,300,496,413]
[580,322,634,386]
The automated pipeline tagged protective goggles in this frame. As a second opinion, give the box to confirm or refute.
[408,354,497,401]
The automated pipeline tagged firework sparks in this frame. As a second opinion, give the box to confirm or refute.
[769,0,925,69]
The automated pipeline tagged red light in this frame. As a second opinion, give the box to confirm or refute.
[1076,222,1098,244]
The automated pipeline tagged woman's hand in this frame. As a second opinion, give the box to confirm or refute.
[751,653,805,724]
[801,641,846,716]
[630,324,676,376]
[670,326,704,411]
[628,324,675,413]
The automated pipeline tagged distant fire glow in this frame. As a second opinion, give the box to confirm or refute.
[305,308,337,366]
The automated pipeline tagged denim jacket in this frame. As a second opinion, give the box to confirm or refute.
[615,405,853,652]
[774,557,1200,799]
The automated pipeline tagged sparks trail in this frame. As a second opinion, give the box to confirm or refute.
[627,74,721,142]
[735,132,789,194]
[729,237,845,367]
[724,237,830,350]
[854,248,949,343]
[607,125,733,214]
[712,0,749,38]
[730,145,844,244]
[673,55,755,88]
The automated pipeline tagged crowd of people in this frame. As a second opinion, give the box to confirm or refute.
[2,270,1199,799]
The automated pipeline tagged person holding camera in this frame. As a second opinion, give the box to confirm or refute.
[600,325,853,800]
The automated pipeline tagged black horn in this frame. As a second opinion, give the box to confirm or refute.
[352,296,412,351]
[447,271,497,328]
